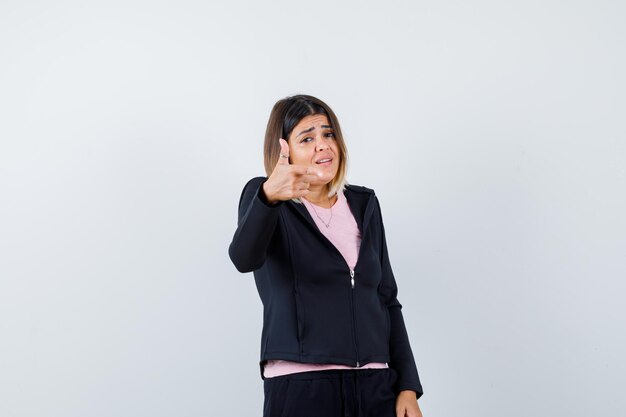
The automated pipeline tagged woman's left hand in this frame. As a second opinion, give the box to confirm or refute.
[396,390,423,417]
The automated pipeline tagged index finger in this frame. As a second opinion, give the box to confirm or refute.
[299,174,320,183]
[290,166,323,177]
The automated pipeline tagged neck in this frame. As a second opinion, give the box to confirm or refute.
[305,184,330,205]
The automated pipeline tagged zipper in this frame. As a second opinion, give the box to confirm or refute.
[349,268,360,367]
[291,194,375,368]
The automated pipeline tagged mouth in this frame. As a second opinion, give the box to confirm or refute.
[315,158,333,165]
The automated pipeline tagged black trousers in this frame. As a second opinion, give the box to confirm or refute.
[263,368,398,417]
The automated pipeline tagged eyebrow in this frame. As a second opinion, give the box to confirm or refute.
[296,125,333,138]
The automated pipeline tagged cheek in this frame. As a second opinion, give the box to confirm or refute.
[291,148,313,165]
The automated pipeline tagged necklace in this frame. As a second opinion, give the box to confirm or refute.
[306,195,334,228]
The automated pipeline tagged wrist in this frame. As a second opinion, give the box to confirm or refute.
[262,182,279,205]
[398,390,417,398]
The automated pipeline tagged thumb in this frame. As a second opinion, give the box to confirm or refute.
[277,138,290,165]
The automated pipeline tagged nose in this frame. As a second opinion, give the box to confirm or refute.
[315,136,329,151]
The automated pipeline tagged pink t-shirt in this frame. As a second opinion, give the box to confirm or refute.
[263,190,388,378]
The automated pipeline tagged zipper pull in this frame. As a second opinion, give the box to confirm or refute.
[350,269,355,288]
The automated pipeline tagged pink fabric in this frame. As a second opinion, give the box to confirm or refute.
[301,190,361,270]
[263,190,388,378]
[263,360,388,378]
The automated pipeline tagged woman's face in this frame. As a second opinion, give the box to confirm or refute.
[287,114,340,186]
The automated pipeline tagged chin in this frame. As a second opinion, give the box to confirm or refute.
[320,170,338,182]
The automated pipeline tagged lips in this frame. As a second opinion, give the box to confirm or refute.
[315,156,333,164]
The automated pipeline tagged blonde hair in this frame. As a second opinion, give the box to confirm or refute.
[263,95,349,201]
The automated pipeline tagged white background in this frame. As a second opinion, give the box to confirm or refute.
[1,1,625,416]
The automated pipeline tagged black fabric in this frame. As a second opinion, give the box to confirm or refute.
[263,369,398,417]
[229,177,423,397]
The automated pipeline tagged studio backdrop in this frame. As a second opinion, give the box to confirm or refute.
[1,1,624,416]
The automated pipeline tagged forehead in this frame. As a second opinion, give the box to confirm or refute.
[294,114,330,128]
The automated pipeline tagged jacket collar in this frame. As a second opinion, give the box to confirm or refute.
[287,184,376,235]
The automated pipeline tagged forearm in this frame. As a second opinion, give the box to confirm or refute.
[228,178,282,272]
[388,306,423,398]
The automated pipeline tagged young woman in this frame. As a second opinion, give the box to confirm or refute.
[229,95,424,417]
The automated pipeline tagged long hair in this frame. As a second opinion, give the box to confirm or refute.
[263,94,348,199]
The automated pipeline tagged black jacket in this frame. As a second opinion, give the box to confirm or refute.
[228,177,423,397]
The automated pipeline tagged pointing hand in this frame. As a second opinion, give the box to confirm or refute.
[262,138,322,203]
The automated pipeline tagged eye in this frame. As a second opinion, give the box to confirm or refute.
[301,137,314,143]
[325,132,335,138]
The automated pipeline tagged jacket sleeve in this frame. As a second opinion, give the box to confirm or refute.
[375,196,424,399]
[228,177,284,273]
